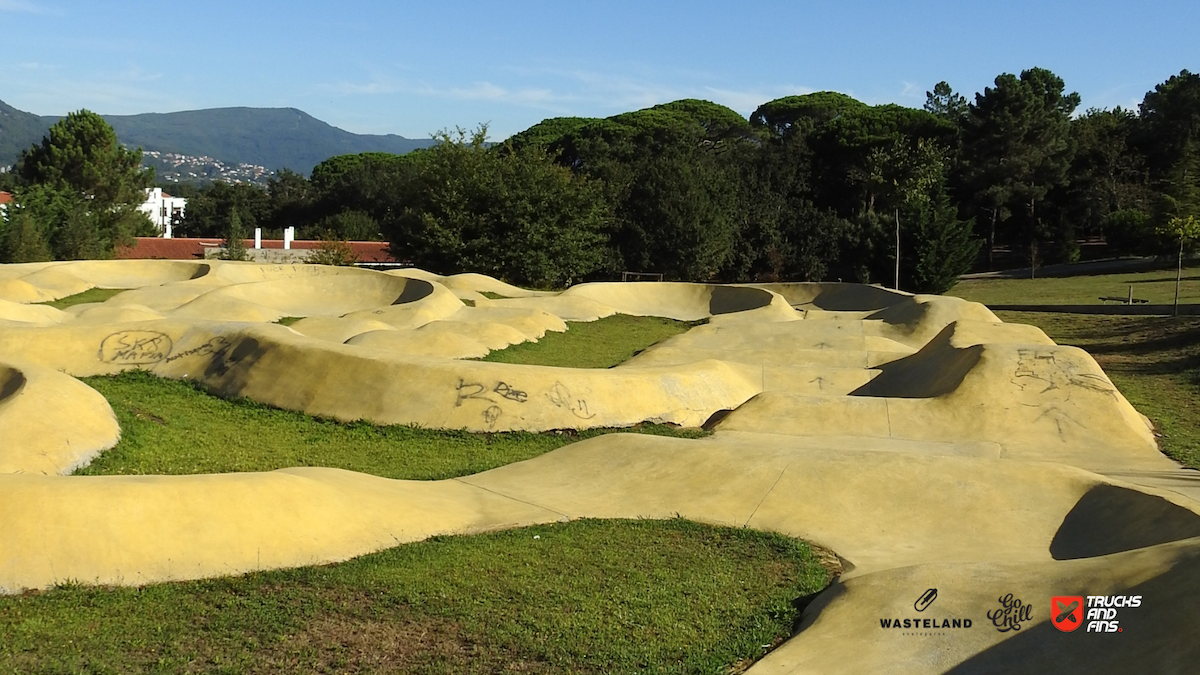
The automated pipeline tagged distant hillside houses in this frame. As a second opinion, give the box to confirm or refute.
[142,150,273,186]
[139,187,186,237]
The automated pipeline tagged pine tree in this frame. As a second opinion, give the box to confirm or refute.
[220,207,249,261]
[903,182,982,294]
[18,110,153,256]
[1,208,52,262]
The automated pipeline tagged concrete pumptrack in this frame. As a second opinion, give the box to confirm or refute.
[0,259,1198,673]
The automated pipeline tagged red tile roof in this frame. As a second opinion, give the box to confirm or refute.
[116,237,397,263]
[0,192,13,205]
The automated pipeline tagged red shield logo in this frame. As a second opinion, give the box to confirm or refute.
[1051,596,1084,632]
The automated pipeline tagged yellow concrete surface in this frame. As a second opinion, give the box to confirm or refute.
[0,358,120,475]
[0,260,1197,673]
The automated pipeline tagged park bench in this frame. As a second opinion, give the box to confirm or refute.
[1099,286,1149,305]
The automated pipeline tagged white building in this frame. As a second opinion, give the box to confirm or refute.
[139,187,187,238]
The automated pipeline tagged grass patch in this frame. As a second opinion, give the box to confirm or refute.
[37,288,127,309]
[276,316,304,326]
[479,291,508,300]
[949,264,1200,306]
[77,371,707,479]
[482,314,700,368]
[0,519,834,675]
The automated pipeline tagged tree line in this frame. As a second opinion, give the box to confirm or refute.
[4,67,1199,293]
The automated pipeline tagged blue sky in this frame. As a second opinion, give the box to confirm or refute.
[1,0,1197,140]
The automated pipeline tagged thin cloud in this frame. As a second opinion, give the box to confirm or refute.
[0,0,40,12]
[0,69,192,116]
[319,65,819,133]
[0,0,60,15]
[324,77,572,113]
[703,85,814,114]
[497,66,815,115]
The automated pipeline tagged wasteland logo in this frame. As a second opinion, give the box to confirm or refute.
[879,589,974,634]
[987,593,1033,632]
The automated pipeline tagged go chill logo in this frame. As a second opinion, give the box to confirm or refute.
[1052,595,1141,633]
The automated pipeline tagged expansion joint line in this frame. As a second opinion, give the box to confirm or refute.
[452,478,571,521]
[744,460,793,528]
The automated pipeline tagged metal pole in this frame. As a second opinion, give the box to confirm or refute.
[1176,238,1184,317]
[894,208,900,290]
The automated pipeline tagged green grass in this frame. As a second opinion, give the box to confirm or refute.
[37,288,127,309]
[482,314,700,368]
[479,291,508,300]
[77,371,707,479]
[275,316,304,326]
[0,519,834,675]
[949,264,1200,306]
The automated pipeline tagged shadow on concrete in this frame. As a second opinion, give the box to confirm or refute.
[1050,485,1200,560]
[944,540,1200,674]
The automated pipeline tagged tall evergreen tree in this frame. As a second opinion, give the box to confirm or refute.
[220,207,249,261]
[0,206,52,263]
[902,180,981,293]
[18,109,153,255]
[963,68,1080,270]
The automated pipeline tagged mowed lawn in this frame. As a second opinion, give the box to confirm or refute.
[3,309,840,674]
[78,371,706,480]
[0,520,834,675]
[951,272,1200,469]
[482,314,699,368]
[950,264,1200,306]
[37,287,128,309]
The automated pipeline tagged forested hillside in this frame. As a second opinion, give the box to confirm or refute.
[0,100,49,169]
[0,101,433,173]
[101,108,432,174]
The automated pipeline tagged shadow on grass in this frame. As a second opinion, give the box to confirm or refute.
[1127,274,1200,284]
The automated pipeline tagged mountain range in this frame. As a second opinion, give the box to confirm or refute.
[0,99,434,176]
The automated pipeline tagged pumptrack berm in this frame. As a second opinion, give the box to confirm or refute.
[1,259,1198,673]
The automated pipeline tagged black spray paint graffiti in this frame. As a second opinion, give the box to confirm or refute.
[547,381,596,419]
[455,379,530,427]
[494,381,528,403]
[482,405,503,429]
[164,336,231,363]
[98,331,173,365]
[1012,349,1116,397]
[455,379,492,407]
